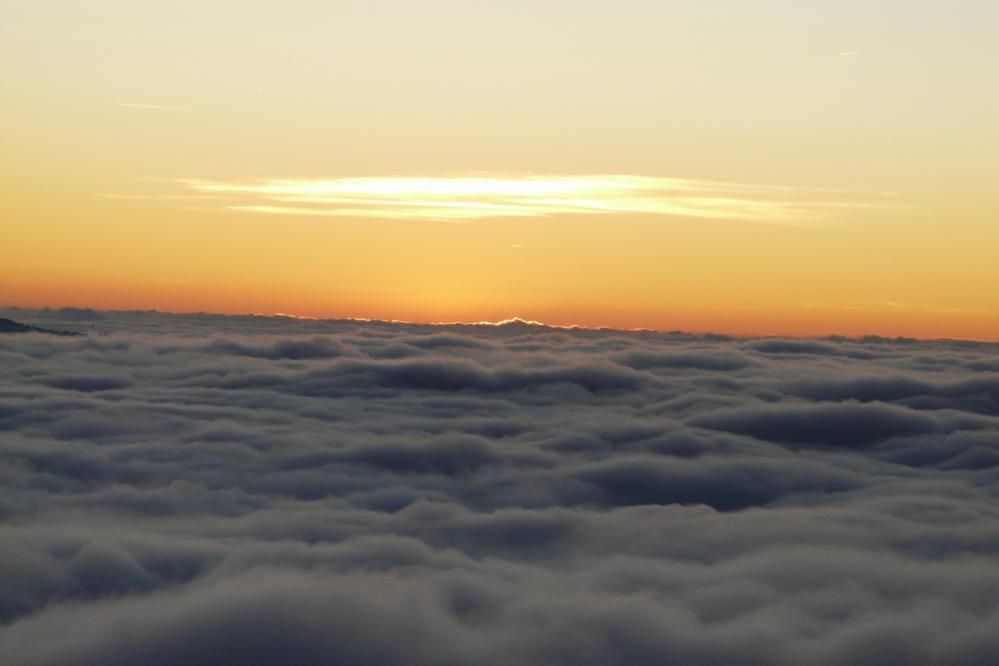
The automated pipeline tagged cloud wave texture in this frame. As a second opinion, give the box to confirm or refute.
[1,308,998,665]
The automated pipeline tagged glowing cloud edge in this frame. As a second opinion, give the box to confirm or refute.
[178,175,895,225]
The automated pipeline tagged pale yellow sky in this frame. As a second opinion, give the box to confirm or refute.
[2,1,997,338]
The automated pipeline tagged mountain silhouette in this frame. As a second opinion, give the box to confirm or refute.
[0,318,81,336]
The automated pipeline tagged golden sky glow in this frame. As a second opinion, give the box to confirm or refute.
[2,1,998,339]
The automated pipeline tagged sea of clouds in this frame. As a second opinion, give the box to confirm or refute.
[1,307,998,665]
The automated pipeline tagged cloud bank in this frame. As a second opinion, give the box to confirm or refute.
[1,308,998,665]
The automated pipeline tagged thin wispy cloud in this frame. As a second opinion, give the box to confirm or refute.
[180,175,892,225]
[98,193,227,201]
[801,301,994,317]
[115,102,189,111]
[866,300,994,316]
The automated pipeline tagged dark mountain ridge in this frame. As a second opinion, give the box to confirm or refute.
[0,318,81,336]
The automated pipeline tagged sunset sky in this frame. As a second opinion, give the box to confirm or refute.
[3,0,997,339]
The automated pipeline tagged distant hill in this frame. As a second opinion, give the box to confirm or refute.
[0,318,82,336]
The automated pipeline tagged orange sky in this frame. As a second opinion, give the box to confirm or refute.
[2,1,997,340]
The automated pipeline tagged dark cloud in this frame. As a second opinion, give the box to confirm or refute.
[40,376,132,392]
[576,454,860,510]
[690,401,941,447]
[745,337,874,358]
[613,349,754,371]
[47,307,109,321]
[785,375,999,415]
[337,436,504,475]
[205,336,354,360]
[1,308,997,665]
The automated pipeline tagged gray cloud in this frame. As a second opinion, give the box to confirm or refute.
[1,309,998,665]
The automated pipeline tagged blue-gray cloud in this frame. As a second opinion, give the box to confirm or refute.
[1,308,998,665]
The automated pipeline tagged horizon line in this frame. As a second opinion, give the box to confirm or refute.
[3,304,996,344]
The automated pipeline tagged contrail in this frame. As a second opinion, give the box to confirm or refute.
[115,102,189,111]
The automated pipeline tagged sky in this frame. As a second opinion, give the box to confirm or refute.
[2,0,998,339]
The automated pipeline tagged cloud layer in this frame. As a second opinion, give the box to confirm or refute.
[1,308,998,665]
[180,175,885,224]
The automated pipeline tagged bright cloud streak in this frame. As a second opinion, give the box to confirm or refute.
[181,176,886,224]
[115,102,189,111]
